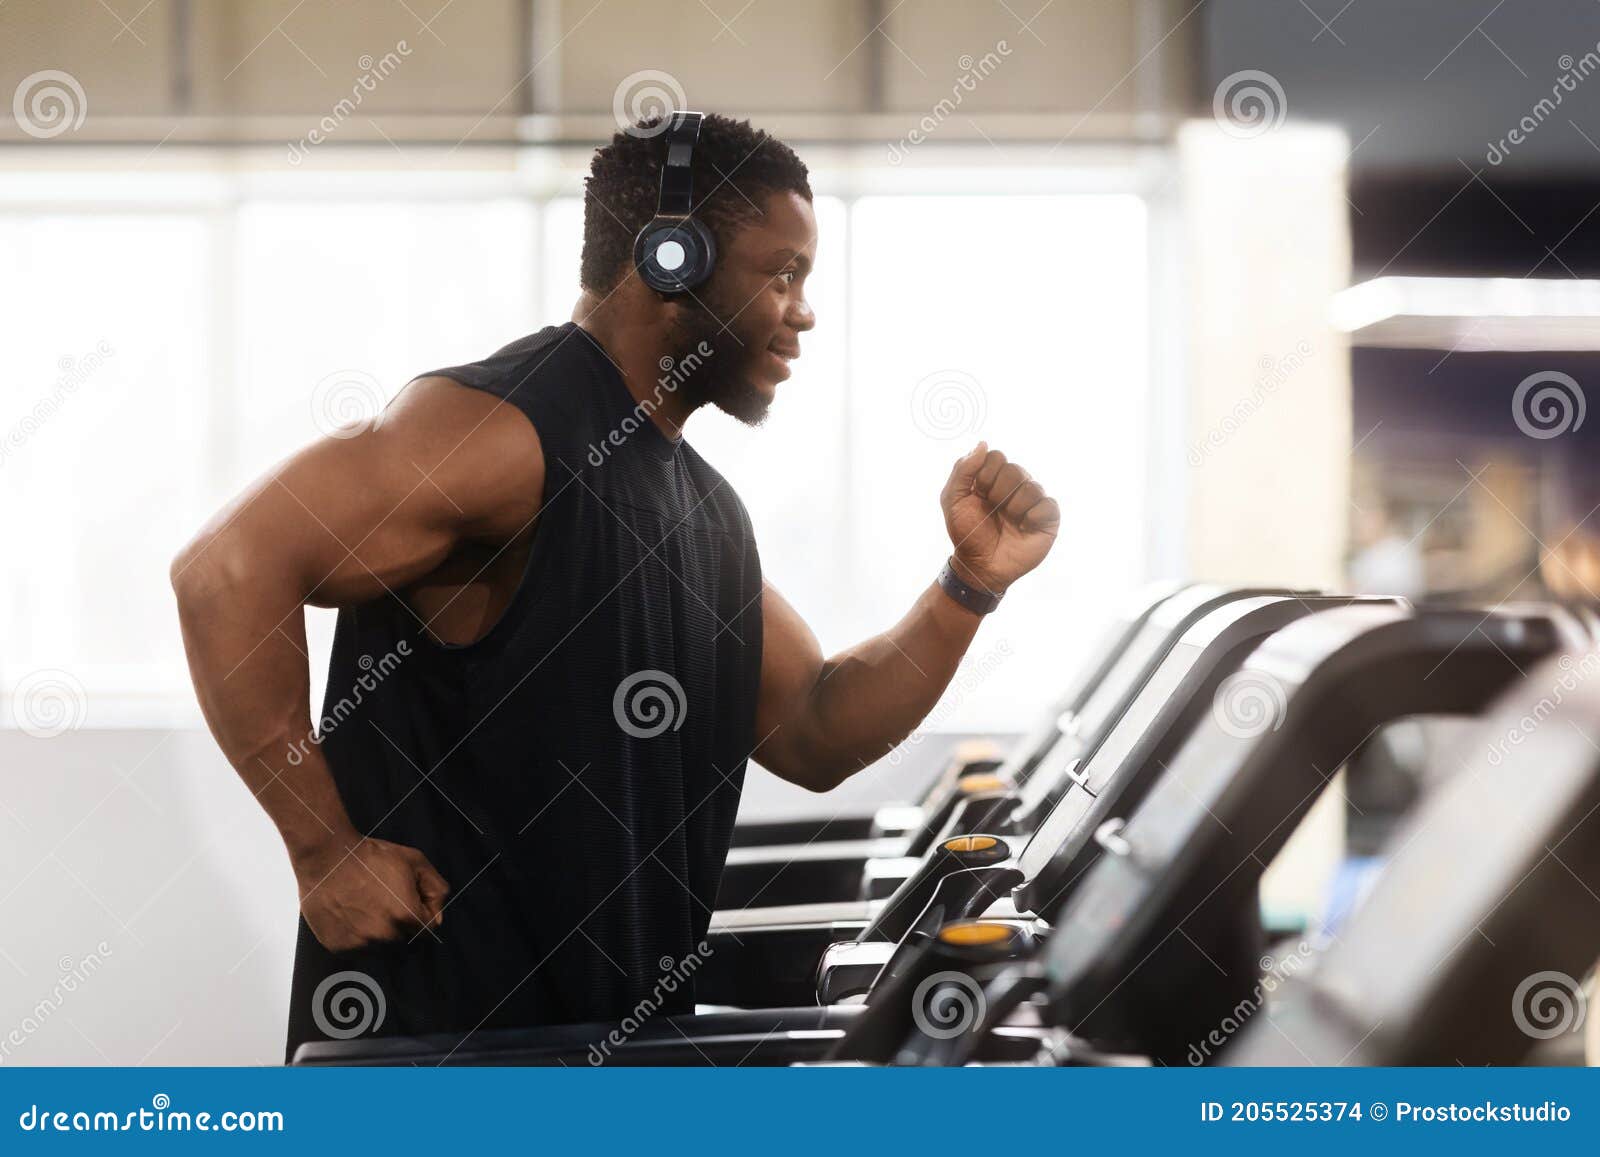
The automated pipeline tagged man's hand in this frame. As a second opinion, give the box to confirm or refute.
[295,837,450,952]
[941,442,1061,594]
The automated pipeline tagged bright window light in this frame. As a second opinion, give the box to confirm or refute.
[1,168,1156,732]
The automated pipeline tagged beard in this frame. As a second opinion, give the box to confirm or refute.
[663,291,774,427]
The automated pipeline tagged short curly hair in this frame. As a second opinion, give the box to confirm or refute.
[580,113,812,295]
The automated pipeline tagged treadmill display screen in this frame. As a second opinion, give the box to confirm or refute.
[1016,787,1096,884]
[1081,641,1203,794]
[1125,722,1259,866]
[1069,623,1170,746]
[1016,642,1201,882]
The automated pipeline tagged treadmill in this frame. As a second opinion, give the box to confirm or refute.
[808,594,1399,1007]
[1226,648,1600,1066]
[1015,602,1567,1064]
[839,601,1591,1066]
[700,590,1351,1006]
[725,580,1188,852]
[716,584,1308,911]
[292,591,1369,1064]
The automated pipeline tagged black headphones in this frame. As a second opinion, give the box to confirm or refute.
[632,111,717,295]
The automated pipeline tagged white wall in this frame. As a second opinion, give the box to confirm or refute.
[0,726,973,1065]
[0,729,296,1065]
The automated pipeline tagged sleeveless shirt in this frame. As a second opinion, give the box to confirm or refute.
[284,323,764,1058]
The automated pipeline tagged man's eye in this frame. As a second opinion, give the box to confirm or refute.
[777,269,797,286]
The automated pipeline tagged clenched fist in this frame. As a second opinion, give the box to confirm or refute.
[295,836,450,952]
[941,442,1060,594]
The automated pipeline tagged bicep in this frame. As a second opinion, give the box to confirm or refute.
[184,377,543,608]
[754,581,826,776]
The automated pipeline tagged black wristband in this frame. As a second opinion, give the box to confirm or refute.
[937,559,1003,615]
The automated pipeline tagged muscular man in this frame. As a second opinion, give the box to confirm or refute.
[172,114,1059,1059]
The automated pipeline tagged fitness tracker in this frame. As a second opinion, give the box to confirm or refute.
[937,558,1004,616]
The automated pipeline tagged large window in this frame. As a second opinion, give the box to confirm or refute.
[0,154,1157,732]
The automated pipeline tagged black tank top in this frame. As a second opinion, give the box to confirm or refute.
[284,323,763,1059]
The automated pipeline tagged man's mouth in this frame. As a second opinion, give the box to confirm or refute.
[762,353,793,384]
[763,341,799,384]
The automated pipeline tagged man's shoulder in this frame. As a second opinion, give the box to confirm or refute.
[421,324,591,398]
[383,375,545,478]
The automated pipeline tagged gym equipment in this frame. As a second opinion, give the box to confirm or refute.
[717,584,1303,909]
[725,581,1187,850]
[1226,649,1600,1065]
[293,598,1585,1069]
[1017,603,1565,1064]
[294,1006,861,1067]
[705,593,1361,1008]
[1330,601,1600,887]
[293,590,1352,1065]
[824,919,1045,1067]
[806,594,1395,1009]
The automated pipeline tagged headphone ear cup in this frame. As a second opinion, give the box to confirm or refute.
[676,218,716,291]
[634,218,717,294]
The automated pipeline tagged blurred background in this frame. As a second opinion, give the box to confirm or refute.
[1,0,1597,1063]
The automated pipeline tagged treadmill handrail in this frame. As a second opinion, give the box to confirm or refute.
[1012,595,1398,913]
[1226,648,1600,1065]
[1042,604,1565,1019]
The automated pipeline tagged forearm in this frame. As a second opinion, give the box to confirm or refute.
[173,555,358,867]
[792,579,982,786]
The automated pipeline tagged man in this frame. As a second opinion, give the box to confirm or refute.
[172,114,1060,1060]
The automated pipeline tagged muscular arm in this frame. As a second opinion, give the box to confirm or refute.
[755,444,1060,791]
[754,580,985,791]
[171,377,544,949]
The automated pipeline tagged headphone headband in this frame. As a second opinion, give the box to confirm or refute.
[656,111,703,218]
